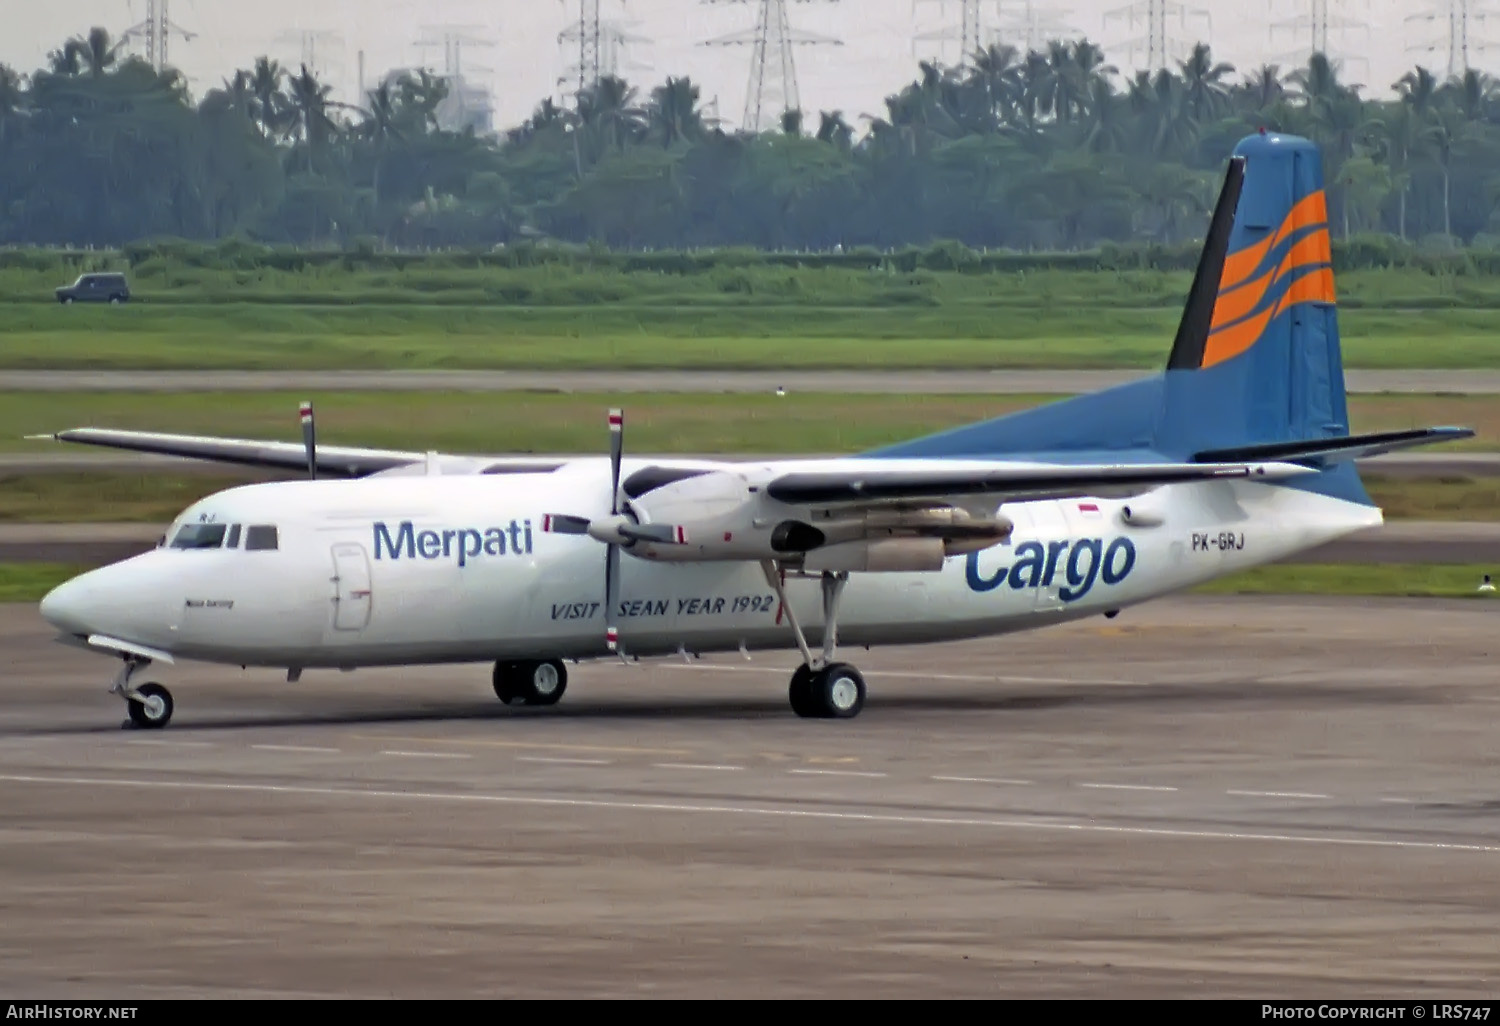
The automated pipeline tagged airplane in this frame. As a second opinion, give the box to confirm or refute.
[29,130,1474,730]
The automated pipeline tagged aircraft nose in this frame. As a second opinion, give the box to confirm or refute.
[40,575,93,635]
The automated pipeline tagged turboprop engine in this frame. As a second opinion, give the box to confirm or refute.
[623,472,1015,568]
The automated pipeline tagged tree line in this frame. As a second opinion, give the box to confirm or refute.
[4,25,1500,253]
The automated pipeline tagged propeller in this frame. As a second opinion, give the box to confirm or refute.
[300,400,316,480]
[541,408,688,655]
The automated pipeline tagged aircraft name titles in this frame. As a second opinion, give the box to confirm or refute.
[965,535,1137,603]
[374,519,533,567]
[551,594,777,621]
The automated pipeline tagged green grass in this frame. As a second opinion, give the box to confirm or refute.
[1190,564,1500,597]
[2,561,1494,604]
[3,390,1493,459]
[0,563,89,602]
[3,298,1500,370]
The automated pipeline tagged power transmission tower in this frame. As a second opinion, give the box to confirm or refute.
[557,1,634,99]
[274,29,344,80]
[416,25,495,79]
[912,0,992,70]
[1102,0,1210,73]
[559,7,648,93]
[995,0,1076,52]
[700,0,843,134]
[122,0,196,72]
[1405,0,1500,77]
[1270,0,1371,75]
[415,25,497,134]
[597,23,654,79]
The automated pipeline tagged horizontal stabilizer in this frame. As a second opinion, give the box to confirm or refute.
[766,460,1314,505]
[1193,427,1474,466]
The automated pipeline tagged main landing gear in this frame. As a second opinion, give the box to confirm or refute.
[110,657,174,730]
[493,658,568,707]
[761,561,867,720]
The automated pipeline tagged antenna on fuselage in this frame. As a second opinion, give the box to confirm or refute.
[300,401,317,479]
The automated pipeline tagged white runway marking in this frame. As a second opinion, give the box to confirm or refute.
[252,744,341,754]
[787,768,887,778]
[516,756,612,766]
[652,763,744,772]
[3,772,1496,855]
[1226,790,1332,800]
[125,739,214,748]
[381,750,471,760]
[1380,797,1417,805]
[1079,782,1178,792]
[931,775,1034,786]
[660,663,1131,686]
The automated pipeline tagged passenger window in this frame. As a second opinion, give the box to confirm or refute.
[171,523,227,549]
[244,525,278,551]
[226,524,241,549]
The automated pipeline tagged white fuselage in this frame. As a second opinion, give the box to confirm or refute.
[39,457,1382,670]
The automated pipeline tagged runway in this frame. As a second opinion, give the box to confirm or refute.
[1,595,1496,998]
[6,368,1500,393]
[6,519,1499,566]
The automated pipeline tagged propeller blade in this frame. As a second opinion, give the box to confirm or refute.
[605,541,621,653]
[541,514,591,535]
[608,408,623,516]
[300,401,316,480]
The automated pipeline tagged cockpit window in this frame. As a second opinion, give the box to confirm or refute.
[171,523,227,549]
[244,525,278,551]
[226,524,241,549]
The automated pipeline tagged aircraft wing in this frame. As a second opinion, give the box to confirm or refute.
[763,460,1314,506]
[27,428,425,477]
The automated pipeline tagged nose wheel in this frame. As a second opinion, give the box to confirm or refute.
[109,657,174,729]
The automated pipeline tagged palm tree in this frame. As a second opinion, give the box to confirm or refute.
[285,64,338,174]
[250,57,286,141]
[1178,43,1235,122]
[648,76,705,149]
[815,110,853,152]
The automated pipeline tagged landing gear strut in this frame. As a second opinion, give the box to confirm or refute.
[493,659,568,707]
[762,562,867,720]
[110,657,174,730]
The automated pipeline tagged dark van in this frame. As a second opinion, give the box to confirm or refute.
[56,273,131,304]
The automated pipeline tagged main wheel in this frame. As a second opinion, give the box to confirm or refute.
[128,682,173,729]
[809,664,865,719]
[520,659,567,706]
[492,661,522,704]
[788,664,817,718]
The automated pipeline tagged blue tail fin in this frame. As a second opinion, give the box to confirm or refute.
[867,131,1472,504]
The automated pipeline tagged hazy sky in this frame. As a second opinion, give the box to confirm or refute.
[3,1,1492,131]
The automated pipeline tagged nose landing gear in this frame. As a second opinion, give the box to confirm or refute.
[110,657,174,729]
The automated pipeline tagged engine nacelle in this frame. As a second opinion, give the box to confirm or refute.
[803,537,947,572]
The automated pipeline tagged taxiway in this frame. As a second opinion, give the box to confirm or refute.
[1,596,1497,998]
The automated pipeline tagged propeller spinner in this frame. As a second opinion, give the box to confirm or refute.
[541,409,688,655]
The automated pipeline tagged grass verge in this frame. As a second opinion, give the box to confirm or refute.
[4,390,1494,457]
[1190,563,1500,597]
[0,564,90,602]
[3,301,1500,370]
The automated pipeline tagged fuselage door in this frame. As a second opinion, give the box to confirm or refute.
[330,543,373,630]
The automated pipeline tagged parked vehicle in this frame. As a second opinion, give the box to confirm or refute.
[56,273,131,304]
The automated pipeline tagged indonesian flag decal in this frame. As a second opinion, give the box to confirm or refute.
[1078,502,1101,517]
